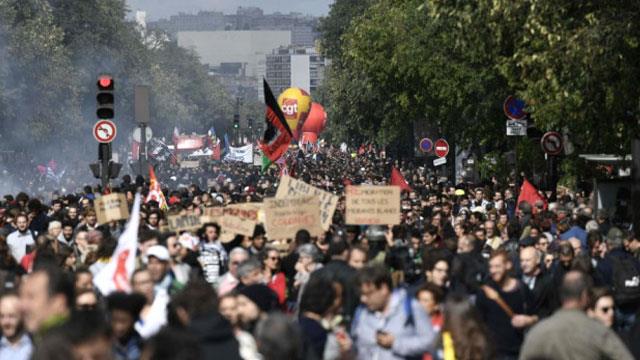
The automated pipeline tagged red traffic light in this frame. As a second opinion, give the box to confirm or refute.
[98,75,113,89]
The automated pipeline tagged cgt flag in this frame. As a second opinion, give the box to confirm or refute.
[146,165,168,211]
[259,79,292,162]
[94,193,142,295]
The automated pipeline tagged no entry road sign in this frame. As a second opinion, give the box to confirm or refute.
[434,139,449,158]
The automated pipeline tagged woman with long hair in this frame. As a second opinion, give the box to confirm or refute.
[439,294,493,360]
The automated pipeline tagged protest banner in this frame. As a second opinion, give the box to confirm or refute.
[180,160,200,169]
[168,214,202,232]
[219,203,260,237]
[224,144,253,163]
[264,196,322,239]
[95,193,129,224]
[201,206,224,224]
[345,185,400,225]
[275,175,338,231]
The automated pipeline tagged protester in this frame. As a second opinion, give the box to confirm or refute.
[218,247,250,295]
[0,293,32,360]
[107,292,146,360]
[520,271,633,360]
[351,265,434,360]
[131,268,168,339]
[0,139,637,360]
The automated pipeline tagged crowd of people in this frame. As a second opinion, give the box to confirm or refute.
[0,145,638,360]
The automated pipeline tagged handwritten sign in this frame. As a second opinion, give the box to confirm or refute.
[94,194,129,224]
[168,214,202,232]
[220,203,260,237]
[201,207,224,224]
[264,196,322,239]
[276,175,338,231]
[345,185,400,225]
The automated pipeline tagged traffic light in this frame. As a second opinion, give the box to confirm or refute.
[96,74,114,119]
[233,114,240,129]
[248,117,253,129]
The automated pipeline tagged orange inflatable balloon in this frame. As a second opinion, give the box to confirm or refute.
[301,103,327,134]
[278,88,312,140]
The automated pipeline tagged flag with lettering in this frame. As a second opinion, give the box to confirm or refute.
[94,193,142,295]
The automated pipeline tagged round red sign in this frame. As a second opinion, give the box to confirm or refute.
[93,120,117,143]
[434,138,449,158]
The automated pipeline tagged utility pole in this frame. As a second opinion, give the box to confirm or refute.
[135,85,150,176]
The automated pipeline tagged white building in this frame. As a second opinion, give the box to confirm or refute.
[265,46,326,95]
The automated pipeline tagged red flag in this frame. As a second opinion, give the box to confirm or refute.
[390,167,412,192]
[146,165,168,210]
[517,179,547,212]
[259,79,292,162]
[211,141,221,161]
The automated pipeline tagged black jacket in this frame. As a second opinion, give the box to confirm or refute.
[189,310,242,360]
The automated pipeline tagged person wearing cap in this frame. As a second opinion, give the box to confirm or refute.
[146,245,183,295]
[236,284,278,333]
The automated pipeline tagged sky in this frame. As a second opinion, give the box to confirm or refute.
[126,0,334,20]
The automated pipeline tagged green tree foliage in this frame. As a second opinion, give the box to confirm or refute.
[322,0,640,176]
[0,0,235,154]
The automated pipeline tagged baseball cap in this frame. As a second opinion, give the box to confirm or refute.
[147,245,170,262]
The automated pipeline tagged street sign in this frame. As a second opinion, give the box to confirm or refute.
[541,131,563,156]
[433,157,447,166]
[434,139,449,158]
[419,138,433,153]
[503,96,527,120]
[133,126,153,142]
[506,119,527,136]
[93,120,117,143]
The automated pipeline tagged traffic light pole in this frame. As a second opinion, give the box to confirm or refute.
[99,143,111,191]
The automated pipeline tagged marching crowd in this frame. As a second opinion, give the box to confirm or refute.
[0,146,638,360]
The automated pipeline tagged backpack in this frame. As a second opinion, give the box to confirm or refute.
[610,255,640,305]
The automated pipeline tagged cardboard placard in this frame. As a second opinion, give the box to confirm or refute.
[94,194,129,224]
[264,196,322,239]
[168,214,202,232]
[220,203,260,237]
[201,207,224,224]
[180,160,200,169]
[345,185,400,225]
[276,175,338,231]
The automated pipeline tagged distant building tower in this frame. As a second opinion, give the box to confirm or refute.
[265,46,326,95]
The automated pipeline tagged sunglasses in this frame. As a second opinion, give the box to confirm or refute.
[598,306,613,313]
[268,256,279,261]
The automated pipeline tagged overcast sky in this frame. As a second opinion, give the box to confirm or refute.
[126,0,334,20]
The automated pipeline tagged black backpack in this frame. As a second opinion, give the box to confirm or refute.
[610,255,640,305]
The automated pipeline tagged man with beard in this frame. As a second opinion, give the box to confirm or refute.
[476,250,537,359]
[0,293,32,360]
[6,214,35,263]
[58,221,75,246]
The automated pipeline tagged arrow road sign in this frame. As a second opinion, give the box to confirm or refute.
[541,131,563,156]
[93,120,117,143]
